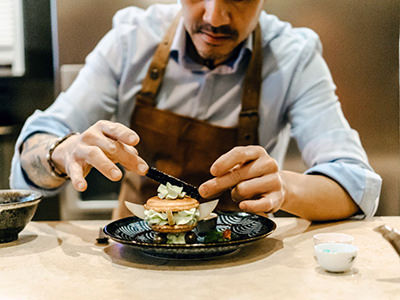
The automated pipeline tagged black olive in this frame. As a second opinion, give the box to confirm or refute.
[185,231,197,244]
[153,233,167,244]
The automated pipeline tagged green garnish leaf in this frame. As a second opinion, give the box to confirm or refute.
[204,229,232,243]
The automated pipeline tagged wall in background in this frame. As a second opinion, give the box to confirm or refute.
[266,0,399,215]
[267,0,398,155]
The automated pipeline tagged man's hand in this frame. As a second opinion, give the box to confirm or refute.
[51,120,149,192]
[199,146,285,213]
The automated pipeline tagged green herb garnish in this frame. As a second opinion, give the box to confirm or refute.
[204,229,232,243]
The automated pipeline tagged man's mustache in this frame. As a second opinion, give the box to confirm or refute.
[194,23,238,39]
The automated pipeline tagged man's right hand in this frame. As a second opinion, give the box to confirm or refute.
[20,120,148,191]
[50,120,149,192]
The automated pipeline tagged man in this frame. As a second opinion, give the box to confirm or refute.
[11,1,381,221]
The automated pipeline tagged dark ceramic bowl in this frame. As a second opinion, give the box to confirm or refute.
[0,189,42,243]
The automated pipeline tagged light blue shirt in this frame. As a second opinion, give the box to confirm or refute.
[10,4,381,218]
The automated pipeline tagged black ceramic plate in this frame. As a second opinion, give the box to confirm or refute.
[103,212,276,259]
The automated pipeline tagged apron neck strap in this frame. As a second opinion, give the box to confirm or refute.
[136,11,182,105]
[237,24,262,146]
[136,13,262,146]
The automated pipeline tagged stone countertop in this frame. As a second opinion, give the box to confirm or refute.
[0,217,399,299]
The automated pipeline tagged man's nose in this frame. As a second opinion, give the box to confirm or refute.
[203,0,230,28]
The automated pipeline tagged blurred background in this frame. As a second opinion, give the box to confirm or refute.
[0,0,398,220]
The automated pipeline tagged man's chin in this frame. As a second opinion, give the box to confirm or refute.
[190,35,236,65]
[196,46,232,64]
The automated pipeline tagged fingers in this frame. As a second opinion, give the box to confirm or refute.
[66,142,144,192]
[90,136,148,174]
[95,120,140,146]
[112,142,148,174]
[239,191,284,213]
[199,154,278,198]
[232,174,284,213]
[210,146,267,176]
[85,134,124,157]
[81,122,148,175]
[67,161,87,192]
[231,173,282,202]
[200,145,285,213]
[55,121,149,192]
[80,146,123,181]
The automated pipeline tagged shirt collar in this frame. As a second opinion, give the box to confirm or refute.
[170,19,253,74]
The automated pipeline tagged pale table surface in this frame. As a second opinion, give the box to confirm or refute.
[1,217,399,300]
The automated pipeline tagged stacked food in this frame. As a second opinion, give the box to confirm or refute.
[144,183,200,244]
[125,182,230,244]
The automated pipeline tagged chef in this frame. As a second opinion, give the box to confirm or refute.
[11,0,381,221]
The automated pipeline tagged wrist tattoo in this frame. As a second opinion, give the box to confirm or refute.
[21,134,65,188]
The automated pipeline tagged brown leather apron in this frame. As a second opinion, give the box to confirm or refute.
[113,14,262,219]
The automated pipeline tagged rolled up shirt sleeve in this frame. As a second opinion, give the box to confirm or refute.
[305,161,381,218]
[286,31,382,218]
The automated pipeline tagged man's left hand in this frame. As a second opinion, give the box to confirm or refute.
[199,146,285,213]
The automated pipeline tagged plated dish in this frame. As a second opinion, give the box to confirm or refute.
[103,211,276,259]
